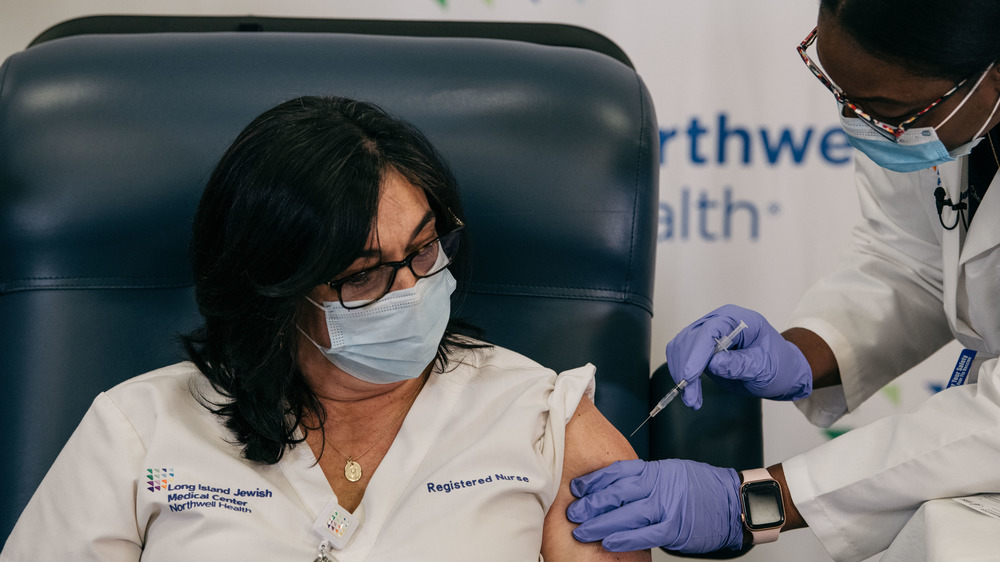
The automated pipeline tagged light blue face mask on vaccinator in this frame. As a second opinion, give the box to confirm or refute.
[840,62,1000,173]
[303,269,456,384]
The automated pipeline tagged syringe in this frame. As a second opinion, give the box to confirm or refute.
[629,320,748,438]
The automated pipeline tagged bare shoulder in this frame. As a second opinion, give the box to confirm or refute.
[540,397,651,561]
[562,397,638,476]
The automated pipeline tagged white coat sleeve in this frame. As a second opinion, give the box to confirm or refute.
[789,154,955,426]
[783,358,1000,562]
[1,393,145,561]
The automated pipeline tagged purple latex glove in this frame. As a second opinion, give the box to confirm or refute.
[567,459,744,553]
[665,304,812,409]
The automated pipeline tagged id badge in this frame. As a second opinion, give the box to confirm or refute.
[947,349,977,388]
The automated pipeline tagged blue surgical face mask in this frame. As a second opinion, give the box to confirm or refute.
[301,269,457,384]
[840,62,1000,173]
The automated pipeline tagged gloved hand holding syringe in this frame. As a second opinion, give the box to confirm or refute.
[629,320,748,437]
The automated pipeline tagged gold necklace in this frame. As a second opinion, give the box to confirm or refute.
[322,380,424,483]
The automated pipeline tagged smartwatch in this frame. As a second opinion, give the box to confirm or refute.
[739,468,785,544]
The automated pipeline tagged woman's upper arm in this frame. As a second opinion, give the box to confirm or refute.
[540,396,651,562]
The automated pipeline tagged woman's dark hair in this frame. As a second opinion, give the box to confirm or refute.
[182,96,485,464]
[821,0,1000,80]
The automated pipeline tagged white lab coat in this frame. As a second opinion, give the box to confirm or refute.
[783,152,1000,561]
[1,347,595,561]
[881,497,1000,561]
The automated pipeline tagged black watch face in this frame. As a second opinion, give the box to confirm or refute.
[742,480,785,530]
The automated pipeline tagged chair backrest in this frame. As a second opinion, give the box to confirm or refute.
[0,23,658,539]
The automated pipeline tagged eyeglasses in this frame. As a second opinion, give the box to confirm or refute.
[327,221,464,309]
[797,26,967,141]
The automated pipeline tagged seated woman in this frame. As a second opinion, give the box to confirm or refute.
[1,96,648,561]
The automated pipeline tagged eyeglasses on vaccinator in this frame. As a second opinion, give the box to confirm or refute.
[327,221,464,309]
[797,26,968,142]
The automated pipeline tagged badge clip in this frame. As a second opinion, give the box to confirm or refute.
[312,498,359,550]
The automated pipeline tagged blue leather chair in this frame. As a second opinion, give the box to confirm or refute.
[0,17,664,541]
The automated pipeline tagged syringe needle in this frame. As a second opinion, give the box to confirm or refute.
[629,415,652,438]
[628,379,686,437]
[628,321,748,439]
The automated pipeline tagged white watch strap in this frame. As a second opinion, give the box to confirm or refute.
[740,468,781,544]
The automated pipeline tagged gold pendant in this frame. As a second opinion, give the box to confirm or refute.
[344,458,362,482]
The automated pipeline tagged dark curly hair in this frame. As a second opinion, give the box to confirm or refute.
[182,96,485,464]
[821,0,1000,80]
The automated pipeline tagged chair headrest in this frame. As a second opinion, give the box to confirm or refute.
[0,32,656,312]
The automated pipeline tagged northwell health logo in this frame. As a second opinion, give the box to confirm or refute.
[146,468,174,492]
[144,468,273,515]
[658,112,853,242]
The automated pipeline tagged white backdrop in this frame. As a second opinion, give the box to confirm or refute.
[0,2,965,561]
